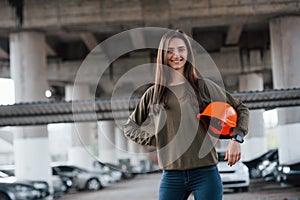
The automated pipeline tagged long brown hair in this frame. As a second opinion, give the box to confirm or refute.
[153,29,204,111]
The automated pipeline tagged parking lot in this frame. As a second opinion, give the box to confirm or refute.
[59,173,300,200]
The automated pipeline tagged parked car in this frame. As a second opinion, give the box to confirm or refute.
[0,167,14,177]
[52,165,114,191]
[258,150,279,182]
[276,162,300,186]
[0,171,49,200]
[93,159,136,180]
[117,159,136,179]
[0,179,42,200]
[217,151,250,192]
[261,160,278,182]
[0,165,63,198]
[52,167,78,191]
[242,149,278,179]
[92,161,122,182]
[51,175,67,198]
[257,149,278,173]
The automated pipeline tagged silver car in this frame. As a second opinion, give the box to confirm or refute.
[52,165,114,191]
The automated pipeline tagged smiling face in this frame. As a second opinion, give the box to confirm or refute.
[166,37,188,74]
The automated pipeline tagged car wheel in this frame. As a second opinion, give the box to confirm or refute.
[85,178,102,191]
[0,193,10,200]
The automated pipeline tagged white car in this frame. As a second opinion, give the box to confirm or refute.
[217,151,250,192]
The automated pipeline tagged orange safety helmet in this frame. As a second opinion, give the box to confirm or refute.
[197,102,237,139]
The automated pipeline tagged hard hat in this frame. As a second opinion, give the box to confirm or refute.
[197,102,237,139]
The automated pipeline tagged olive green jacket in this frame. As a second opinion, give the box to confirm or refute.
[123,78,249,170]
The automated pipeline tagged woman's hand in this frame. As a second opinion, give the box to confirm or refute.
[224,140,241,166]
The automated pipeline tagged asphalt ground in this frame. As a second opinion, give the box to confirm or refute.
[59,173,300,200]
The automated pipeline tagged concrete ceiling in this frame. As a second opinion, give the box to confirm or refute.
[0,0,299,99]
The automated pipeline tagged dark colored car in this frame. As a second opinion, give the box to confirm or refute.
[0,165,62,200]
[0,171,49,200]
[276,162,300,186]
[242,149,278,179]
[261,160,278,182]
[259,150,279,182]
[0,180,41,200]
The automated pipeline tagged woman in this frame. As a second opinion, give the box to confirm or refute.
[123,29,249,200]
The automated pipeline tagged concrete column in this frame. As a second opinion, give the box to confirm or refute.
[115,126,129,161]
[9,32,52,186]
[270,16,300,164]
[127,140,141,166]
[138,145,148,161]
[65,84,95,170]
[249,50,262,67]
[98,121,117,165]
[239,73,267,161]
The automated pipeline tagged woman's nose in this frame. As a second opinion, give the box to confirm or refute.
[172,50,180,57]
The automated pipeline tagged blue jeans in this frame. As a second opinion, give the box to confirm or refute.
[159,165,223,200]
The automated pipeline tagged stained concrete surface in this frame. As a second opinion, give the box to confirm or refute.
[59,173,300,200]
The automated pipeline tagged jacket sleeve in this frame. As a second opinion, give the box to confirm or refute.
[225,91,249,137]
[123,87,156,146]
[203,79,249,137]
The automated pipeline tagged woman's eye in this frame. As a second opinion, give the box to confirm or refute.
[167,47,186,54]
[179,48,186,52]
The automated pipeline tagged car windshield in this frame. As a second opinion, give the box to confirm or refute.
[262,149,278,160]
[0,171,9,178]
[56,166,87,173]
[57,166,75,172]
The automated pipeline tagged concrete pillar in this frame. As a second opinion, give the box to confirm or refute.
[239,73,267,161]
[270,16,300,164]
[127,140,141,166]
[249,50,262,67]
[115,126,129,161]
[9,32,52,185]
[98,121,117,165]
[138,145,148,160]
[239,73,264,92]
[65,84,95,170]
